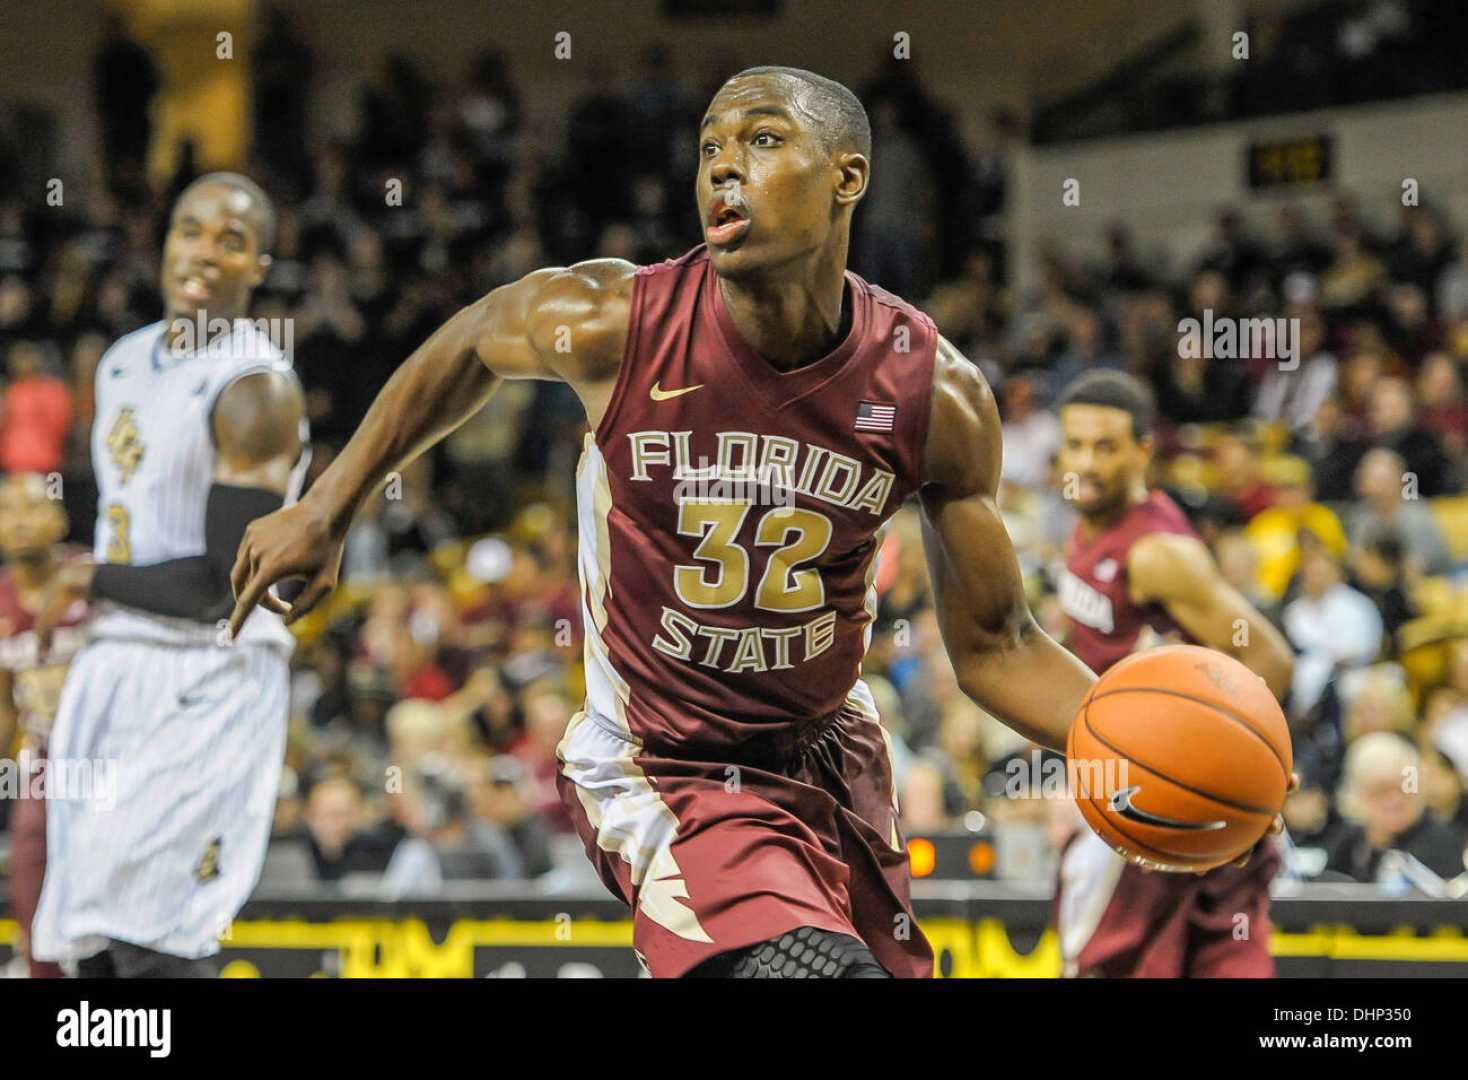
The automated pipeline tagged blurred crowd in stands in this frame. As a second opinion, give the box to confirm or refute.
[2,9,1468,895]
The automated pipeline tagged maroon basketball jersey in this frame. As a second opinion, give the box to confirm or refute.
[0,553,89,746]
[577,246,936,756]
[1060,489,1197,674]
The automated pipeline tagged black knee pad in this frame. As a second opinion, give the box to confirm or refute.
[107,941,217,979]
[689,927,891,979]
[75,950,118,979]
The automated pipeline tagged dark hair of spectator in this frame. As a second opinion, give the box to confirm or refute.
[1364,528,1406,566]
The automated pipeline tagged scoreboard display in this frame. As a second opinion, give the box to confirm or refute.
[1247,134,1334,189]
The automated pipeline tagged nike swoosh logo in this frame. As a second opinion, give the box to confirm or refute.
[1108,786,1227,831]
[649,380,704,401]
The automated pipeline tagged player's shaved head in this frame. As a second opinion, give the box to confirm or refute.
[174,172,277,254]
[698,66,872,278]
[163,172,276,324]
[720,67,871,160]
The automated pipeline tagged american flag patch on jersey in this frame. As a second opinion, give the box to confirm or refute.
[854,400,896,432]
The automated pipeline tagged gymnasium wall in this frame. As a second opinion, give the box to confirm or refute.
[1011,92,1468,294]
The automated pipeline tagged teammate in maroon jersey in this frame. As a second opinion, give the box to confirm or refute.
[1053,370,1296,977]
[0,474,89,978]
[228,68,1279,978]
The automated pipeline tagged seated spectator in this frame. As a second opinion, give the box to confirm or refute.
[1363,375,1455,497]
[300,775,401,882]
[1415,350,1468,460]
[998,373,1059,491]
[1387,206,1454,299]
[924,699,988,813]
[1346,447,1454,579]
[1320,227,1386,311]
[1383,284,1440,369]
[899,758,951,832]
[1211,427,1278,521]
[380,754,521,897]
[1437,237,1468,323]
[1253,307,1337,434]
[0,339,71,474]
[1282,542,1384,716]
[1214,528,1280,620]
[1421,639,1468,780]
[465,754,555,879]
[1347,527,1417,646]
[1293,391,1369,502]
[1422,748,1468,846]
[510,681,577,833]
[1242,458,1348,604]
[1282,779,1340,848]
[1269,203,1332,284]
[1339,663,1416,743]
[1322,733,1466,883]
[1045,308,1123,404]
[1154,349,1252,425]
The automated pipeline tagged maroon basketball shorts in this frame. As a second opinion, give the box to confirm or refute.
[1055,828,1281,978]
[556,687,934,978]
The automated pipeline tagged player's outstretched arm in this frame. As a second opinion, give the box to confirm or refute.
[1127,532,1295,700]
[918,337,1096,752]
[227,259,634,637]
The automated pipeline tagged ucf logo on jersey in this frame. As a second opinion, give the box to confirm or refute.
[194,836,222,884]
[106,407,145,486]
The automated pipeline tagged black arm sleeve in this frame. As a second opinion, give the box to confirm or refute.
[91,484,286,624]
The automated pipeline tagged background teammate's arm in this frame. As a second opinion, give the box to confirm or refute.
[227,259,634,637]
[1128,527,1298,860]
[84,370,305,624]
[919,337,1096,752]
[1128,533,1295,700]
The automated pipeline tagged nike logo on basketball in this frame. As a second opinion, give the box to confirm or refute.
[649,380,704,401]
[1109,786,1227,831]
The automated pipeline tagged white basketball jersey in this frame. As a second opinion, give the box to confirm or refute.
[89,319,310,650]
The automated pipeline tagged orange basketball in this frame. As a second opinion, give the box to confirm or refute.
[1067,644,1293,873]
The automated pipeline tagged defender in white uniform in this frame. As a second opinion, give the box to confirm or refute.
[32,174,307,977]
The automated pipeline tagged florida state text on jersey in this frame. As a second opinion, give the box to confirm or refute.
[576,246,937,757]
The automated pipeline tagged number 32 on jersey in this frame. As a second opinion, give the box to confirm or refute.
[673,501,833,613]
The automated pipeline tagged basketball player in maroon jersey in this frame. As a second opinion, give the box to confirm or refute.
[1053,370,1296,977]
[0,473,89,977]
[229,68,1278,978]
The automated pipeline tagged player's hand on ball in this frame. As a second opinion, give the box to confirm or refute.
[228,496,345,638]
[1215,770,1298,872]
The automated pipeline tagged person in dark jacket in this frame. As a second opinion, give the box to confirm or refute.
[1322,732,1467,883]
